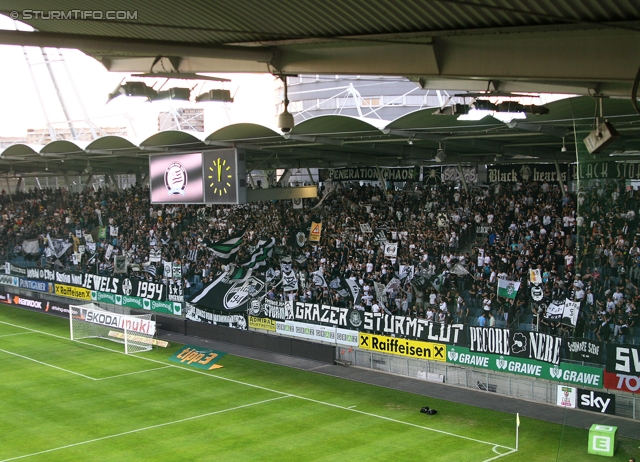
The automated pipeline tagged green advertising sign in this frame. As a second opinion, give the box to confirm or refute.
[169,345,226,370]
[92,291,182,315]
[447,346,603,388]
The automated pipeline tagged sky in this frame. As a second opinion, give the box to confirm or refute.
[0,15,278,142]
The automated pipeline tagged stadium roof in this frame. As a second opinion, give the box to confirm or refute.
[1,96,639,177]
[0,1,639,97]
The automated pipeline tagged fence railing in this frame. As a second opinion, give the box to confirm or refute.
[336,347,638,421]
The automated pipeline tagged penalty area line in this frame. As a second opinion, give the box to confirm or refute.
[0,332,37,339]
[0,347,97,381]
[94,365,173,381]
[0,396,289,462]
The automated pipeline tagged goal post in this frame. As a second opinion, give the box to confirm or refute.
[69,303,156,354]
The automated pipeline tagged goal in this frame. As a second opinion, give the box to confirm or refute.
[69,303,156,354]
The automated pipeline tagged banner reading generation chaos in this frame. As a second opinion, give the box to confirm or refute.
[318,167,419,182]
[358,332,446,362]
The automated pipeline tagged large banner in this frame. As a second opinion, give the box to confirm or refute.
[446,346,603,388]
[467,326,562,365]
[184,303,247,329]
[189,271,265,313]
[363,313,466,345]
[564,338,604,363]
[318,167,419,182]
[606,344,640,375]
[572,162,640,181]
[487,163,569,184]
[5,265,167,302]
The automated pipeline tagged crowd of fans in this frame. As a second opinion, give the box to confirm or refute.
[0,175,638,345]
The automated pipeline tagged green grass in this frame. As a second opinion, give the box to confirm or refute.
[0,305,637,461]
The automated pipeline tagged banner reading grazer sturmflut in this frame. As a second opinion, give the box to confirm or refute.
[446,346,603,388]
[358,332,446,362]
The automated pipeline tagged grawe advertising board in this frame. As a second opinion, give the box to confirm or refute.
[150,152,204,203]
[446,346,603,388]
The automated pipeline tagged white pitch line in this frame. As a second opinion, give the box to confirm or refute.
[483,447,518,462]
[0,332,36,339]
[0,396,289,462]
[0,320,516,455]
[0,347,97,381]
[94,365,173,381]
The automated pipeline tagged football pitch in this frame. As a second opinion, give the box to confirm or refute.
[0,305,637,462]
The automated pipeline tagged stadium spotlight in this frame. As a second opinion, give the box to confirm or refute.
[107,81,157,103]
[434,104,470,115]
[152,87,191,101]
[195,89,234,103]
[561,137,567,152]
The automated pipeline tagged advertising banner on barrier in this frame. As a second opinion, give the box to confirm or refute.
[0,274,20,286]
[557,385,577,408]
[362,313,466,345]
[603,371,640,394]
[18,279,52,293]
[446,346,603,388]
[467,326,562,365]
[249,316,276,332]
[55,284,92,301]
[75,306,157,336]
[564,338,604,363]
[275,319,359,346]
[359,332,446,361]
[0,292,77,318]
[577,389,616,415]
[606,344,640,375]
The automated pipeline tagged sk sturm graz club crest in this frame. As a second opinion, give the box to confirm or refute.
[349,310,363,328]
[121,278,133,296]
[165,162,188,195]
[223,276,265,310]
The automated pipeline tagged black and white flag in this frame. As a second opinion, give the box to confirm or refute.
[22,238,40,256]
[281,263,298,292]
[143,265,157,277]
[114,255,127,274]
[47,234,72,259]
[110,225,119,237]
[311,269,328,287]
[399,265,415,280]
[163,261,173,278]
[241,238,275,269]
[374,230,387,244]
[384,242,398,257]
[149,248,162,263]
[188,248,198,261]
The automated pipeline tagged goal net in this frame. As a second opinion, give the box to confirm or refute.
[70,303,156,354]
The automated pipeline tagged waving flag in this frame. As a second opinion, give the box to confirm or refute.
[203,230,245,264]
[497,278,521,299]
[240,238,275,269]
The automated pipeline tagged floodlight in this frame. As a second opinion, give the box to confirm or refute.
[107,81,157,103]
[152,87,191,101]
[434,104,470,115]
[195,89,234,103]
